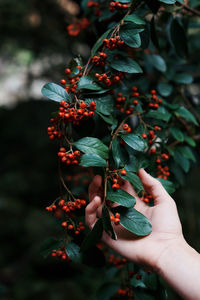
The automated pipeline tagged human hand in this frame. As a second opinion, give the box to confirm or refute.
[85,169,184,270]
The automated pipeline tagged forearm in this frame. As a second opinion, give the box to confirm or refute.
[156,238,200,300]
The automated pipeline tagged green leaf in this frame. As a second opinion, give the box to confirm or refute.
[111,138,128,168]
[85,95,114,116]
[109,57,143,74]
[178,146,196,162]
[121,134,146,152]
[40,238,63,258]
[146,106,171,122]
[97,112,118,125]
[65,242,82,263]
[124,14,145,25]
[170,18,188,58]
[142,271,158,290]
[175,107,198,125]
[77,75,104,91]
[131,277,146,288]
[80,154,107,167]
[174,151,190,172]
[80,218,103,252]
[173,73,193,84]
[159,0,175,3]
[120,25,141,48]
[91,28,112,57]
[107,189,136,208]
[157,82,173,97]
[145,54,167,72]
[157,178,175,194]
[170,127,184,142]
[74,137,109,159]
[102,206,117,240]
[41,83,70,102]
[68,56,82,77]
[121,171,143,192]
[112,206,152,236]
[184,135,196,147]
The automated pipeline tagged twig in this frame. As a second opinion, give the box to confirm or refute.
[176,1,200,17]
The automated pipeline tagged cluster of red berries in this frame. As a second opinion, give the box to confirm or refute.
[156,155,170,180]
[57,100,96,126]
[67,18,90,36]
[47,126,62,140]
[123,123,131,133]
[115,92,134,115]
[110,212,121,225]
[109,1,129,12]
[140,193,153,204]
[92,52,107,66]
[117,287,133,297]
[95,72,123,87]
[61,221,86,235]
[148,90,162,110]
[87,1,101,16]
[108,253,127,268]
[59,198,86,213]
[141,130,156,145]
[51,248,71,261]
[58,147,81,165]
[111,169,126,190]
[103,36,124,50]
[60,66,82,94]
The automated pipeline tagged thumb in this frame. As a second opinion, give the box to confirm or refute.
[138,169,172,204]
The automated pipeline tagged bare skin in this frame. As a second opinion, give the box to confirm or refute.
[85,169,200,300]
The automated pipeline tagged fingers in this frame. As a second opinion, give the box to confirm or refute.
[138,169,173,204]
[85,196,102,229]
[89,175,103,203]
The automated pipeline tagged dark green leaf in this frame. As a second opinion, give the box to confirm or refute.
[170,127,184,142]
[146,106,171,122]
[41,83,70,102]
[40,238,63,258]
[85,95,114,116]
[68,56,82,77]
[184,135,196,147]
[124,14,145,25]
[175,107,198,125]
[120,25,141,48]
[157,82,173,97]
[170,18,188,58]
[65,242,82,263]
[157,178,175,194]
[131,277,146,288]
[107,189,136,208]
[97,111,118,125]
[97,282,120,300]
[121,134,146,152]
[77,75,104,91]
[178,146,196,162]
[145,54,167,72]
[80,154,107,167]
[91,28,112,57]
[112,206,152,236]
[109,57,143,74]
[102,206,117,240]
[174,151,190,172]
[80,218,103,252]
[173,73,193,84]
[112,138,128,168]
[121,171,143,192]
[74,137,109,159]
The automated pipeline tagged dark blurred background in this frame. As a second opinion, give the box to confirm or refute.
[0,1,200,299]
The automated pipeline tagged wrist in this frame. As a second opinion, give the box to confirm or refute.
[154,237,189,276]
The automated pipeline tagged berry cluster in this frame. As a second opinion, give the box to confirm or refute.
[47,126,62,140]
[110,169,126,190]
[67,18,90,36]
[51,248,71,261]
[59,198,86,213]
[87,1,101,16]
[61,66,82,94]
[156,153,170,180]
[108,253,127,268]
[117,287,133,298]
[92,52,107,66]
[103,36,124,50]
[61,221,86,235]
[140,193,153,204]
[110,212,121,225]
[58,147,81,165]
[115,92,134,115]
[109,1,129,12]
[123,123,131,133]
[148,89,162,110]
[95,72,123,87]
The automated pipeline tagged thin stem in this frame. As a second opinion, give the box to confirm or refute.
[59,175,76,201]
[176,1,200,17]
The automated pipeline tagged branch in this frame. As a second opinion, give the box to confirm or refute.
[176,1,200,17]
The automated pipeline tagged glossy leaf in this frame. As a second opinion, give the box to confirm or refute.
[80,218,103,252]
[157,82,173,97]
[106,189,136,207]
[65,242,82,263]
[85,95,114,116]
[120,25,141,48]
[157,178,175,194]
[74,137,109,159]
[121,171,144,192]
[91,28,112,56]
[173,73,193,84]
[41,83,70,102]
[145,54,167,72]
[112,138,128,168]
[121,134,146,152]
[124,13,145,25]
[102,206,117,240]
[109,57,143,73]
[80,154,107,167]
[40,238,63,258]
[112,206,152,236]
[170,127,184,142]
[77,75,104,91]
[146,106,171,122]
[175,107,198,125]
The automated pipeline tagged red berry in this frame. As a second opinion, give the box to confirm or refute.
[120,169,127,176]
[142,133,147,139]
